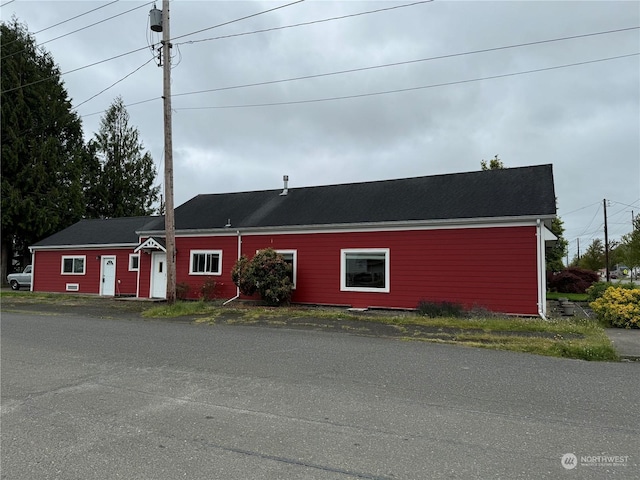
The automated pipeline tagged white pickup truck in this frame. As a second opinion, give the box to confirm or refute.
[7,265,32,290]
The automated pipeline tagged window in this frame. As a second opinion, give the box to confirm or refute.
[276,250,297,289]
[129,254,140,271]
[190,250,222,275]
[340,249,389,293]
[61,256,86,275]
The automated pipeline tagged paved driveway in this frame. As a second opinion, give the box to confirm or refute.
[2,311,638,479]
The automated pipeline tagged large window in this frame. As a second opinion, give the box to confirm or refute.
[190,250,222,275]
[61,256,86,275]
[341,249,389,293]
[276,250,297,289]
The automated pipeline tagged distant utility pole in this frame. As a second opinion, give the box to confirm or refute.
[604,198,610,282]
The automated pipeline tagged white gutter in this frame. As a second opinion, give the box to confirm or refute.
[136,214,556,238]
[536,219,548,320]
[223,230,242,305]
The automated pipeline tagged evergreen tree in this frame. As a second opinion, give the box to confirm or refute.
[88,97,160,218]
[480,154,505,170]
[618,215,640,273]
[546,217,568,272]
[1,19,85,279]
[578,238,605,271]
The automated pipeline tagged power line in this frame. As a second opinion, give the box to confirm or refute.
[0,0,306,94]
[175,0,434,46]
[174,53,639,111]
[0,2,153,61]
[73,57,155,109]
[33,0,120,36]
[561,201,602,217]
[82,97,161,118]
[0,45,150,94]
[171,0,307,42]
[171,26,639,99]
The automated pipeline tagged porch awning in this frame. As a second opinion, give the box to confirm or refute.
[134,237,166,253]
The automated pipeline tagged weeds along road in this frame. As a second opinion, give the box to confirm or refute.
[1,310,638,479]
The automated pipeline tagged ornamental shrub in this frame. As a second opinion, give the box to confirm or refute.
[590,286,640,328]
[231,249,292,306]
[587,281,637,302]
[547,267,599,294]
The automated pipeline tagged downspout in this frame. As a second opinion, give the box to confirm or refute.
[223,230,242,305]
[536,219,548,320]
[29,248,35,292]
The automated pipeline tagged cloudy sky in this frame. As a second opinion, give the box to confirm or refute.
[3,0,639,262]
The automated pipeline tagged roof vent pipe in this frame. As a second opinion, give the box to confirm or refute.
[280,175,289,196]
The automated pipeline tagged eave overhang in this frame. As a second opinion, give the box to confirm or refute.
[136,214,556,238]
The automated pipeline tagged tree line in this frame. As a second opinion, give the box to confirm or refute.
[570,215,640,277]
[1,19,160,280]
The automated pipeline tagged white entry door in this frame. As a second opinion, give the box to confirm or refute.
[100,256,116,296]
[151,252,167,299]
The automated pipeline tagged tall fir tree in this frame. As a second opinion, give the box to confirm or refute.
[87,96,160,218]
[1,19,85,279]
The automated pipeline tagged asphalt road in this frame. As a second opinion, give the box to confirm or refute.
[2,311,638,479]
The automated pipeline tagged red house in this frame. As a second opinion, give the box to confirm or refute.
[30,165,558,316]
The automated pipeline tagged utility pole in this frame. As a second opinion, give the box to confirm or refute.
[604,198,610,282]
[161,0,176,304]
[577,238,580,262]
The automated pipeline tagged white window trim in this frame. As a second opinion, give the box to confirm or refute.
[61,255,86,275]
[128,253,140,271]
[276,249,297,289]
[340,248,390,293]
[189,250,223,275]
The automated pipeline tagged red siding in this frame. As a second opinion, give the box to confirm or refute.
[235,226,539,314]
[165,225,539,315]
[174,236,239,299]
[38,225,540,315]
[33,248,139,296]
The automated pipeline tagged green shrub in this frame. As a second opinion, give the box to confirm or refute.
[587,281,637,302]
[231,248,292,306]
[590,286,640,328]
[417,300,465,318]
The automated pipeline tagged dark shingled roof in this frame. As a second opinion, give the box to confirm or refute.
[165,164,556,231]
[32,216,162,247]
[31,165,556,247]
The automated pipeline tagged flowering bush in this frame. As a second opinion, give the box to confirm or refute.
[590,286,640,328]
[587,281,637,302]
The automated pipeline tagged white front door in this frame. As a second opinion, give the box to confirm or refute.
[151,252,167,298]
[100,256,116,296]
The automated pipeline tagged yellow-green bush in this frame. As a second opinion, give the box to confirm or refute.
[590,287,640,328]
